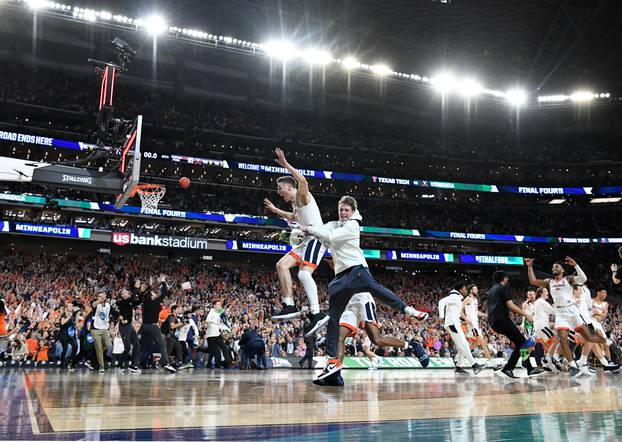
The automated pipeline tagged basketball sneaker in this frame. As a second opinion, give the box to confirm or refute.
[163,364,177,373]
[454,366,469,375]
[272,304,301,320]
[404,306,429,321]
[579,364,594,377]
[409,341,430,368]
[304,312,330,337]
[497,369,519,380]
[313,371,344,387]
[472,363,485,375]
[527,367,547,378]
[568,365,582,378]
[316,358,342,380]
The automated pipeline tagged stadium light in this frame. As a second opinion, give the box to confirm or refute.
[431,72,456,93]
[505,89,527,106]
[370,64,392,76]
[569,91,596,102]
[26,0,49,10]
[548,199,566,205]
[590,197,622,204]
[457,78,483,97]
[341,56,361,70]
[263,40,298,61]
[141,14,167,36]
[302,48,332,66]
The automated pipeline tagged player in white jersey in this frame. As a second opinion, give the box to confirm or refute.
[526,257,606,377]
[532,287,558,371]
[439,282,485,375]
[264,148,328,332]
[592,288,613,362]
[582,286,620,371]
[462,285,495,364]
[333,292,429,375]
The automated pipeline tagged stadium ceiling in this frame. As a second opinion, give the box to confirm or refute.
[92,0,620,94]
[9,0,622,101]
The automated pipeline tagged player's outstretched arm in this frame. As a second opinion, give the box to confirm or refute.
[264,198,295,221]
[525,258,548,288]
[274,148,310,199]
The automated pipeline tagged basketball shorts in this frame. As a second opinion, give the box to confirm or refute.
[339,292,378,337]
[289,236,326,269]
[555,305,588,331]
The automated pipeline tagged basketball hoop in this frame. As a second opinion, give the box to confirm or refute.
[132,184,166,210]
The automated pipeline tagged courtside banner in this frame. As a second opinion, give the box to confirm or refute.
[460,254,524,266]
[112,232,208,249]
[269,357,506,369]
[11,222,91,238]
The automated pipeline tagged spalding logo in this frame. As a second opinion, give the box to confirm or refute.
[112,232,130,246]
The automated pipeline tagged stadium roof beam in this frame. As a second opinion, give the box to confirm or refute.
[527,0,608,91]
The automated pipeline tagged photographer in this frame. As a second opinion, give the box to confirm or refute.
[239,321,267,370]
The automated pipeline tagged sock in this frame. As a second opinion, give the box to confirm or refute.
[283,297,295,307]
[297,271,319,314]
[599,355,609,366]
[403,341,409,350]
[579,354,588,365]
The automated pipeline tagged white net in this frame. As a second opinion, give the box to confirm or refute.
[136,185,166,210]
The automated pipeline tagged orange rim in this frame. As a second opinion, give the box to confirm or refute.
[131,184,166,197]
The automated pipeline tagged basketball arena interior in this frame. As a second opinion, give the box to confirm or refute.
[1,1,622,441]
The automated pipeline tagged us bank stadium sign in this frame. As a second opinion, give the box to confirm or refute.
[112,232,208,250]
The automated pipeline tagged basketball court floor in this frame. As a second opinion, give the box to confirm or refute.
[2,368,621,441]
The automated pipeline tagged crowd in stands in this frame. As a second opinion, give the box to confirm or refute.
[1,61,622,189]
[1,249,621,371]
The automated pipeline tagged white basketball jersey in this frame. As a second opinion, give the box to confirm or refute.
[548,277,574,308]
[293,194,323,227]
[592,300,606,316]
[574,287,592,320]
[465,296,479,327]
[533,298,554,331]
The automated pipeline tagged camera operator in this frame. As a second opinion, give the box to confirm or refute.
[239,320,267,370]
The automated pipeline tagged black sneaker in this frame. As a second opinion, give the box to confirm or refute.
[313,371,344,387]
[163,364,177,373]
[527,367,548,378]
[568,365,582,378]
[497,369,519,380]
[272,305,301,320]
[603,363,621,372]
[472,363,485,375]
[454,366,469,375]
[304,312,330,337]
[409,341,430,368]
[316,360,343,380]
[129,366,142,374]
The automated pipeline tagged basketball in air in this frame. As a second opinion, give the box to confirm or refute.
[179,177,191,188]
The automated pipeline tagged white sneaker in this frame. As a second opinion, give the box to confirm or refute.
[404,306,428,321]
[163,364,177,373]
[579,364,594,376]
[369,356,383,370]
